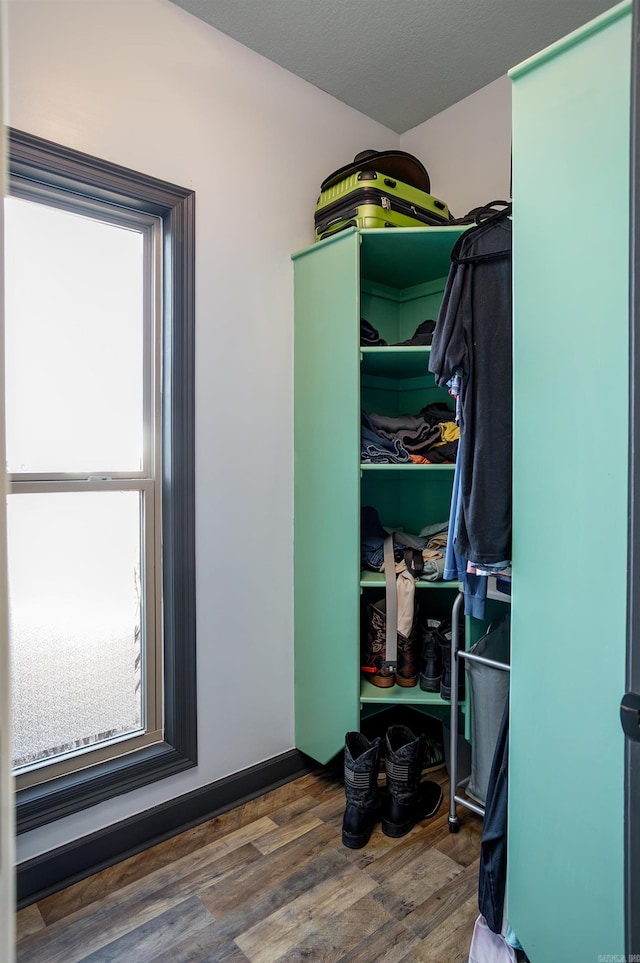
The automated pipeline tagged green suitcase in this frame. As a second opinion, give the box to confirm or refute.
[316,202,445,241]
[315,149,451,242]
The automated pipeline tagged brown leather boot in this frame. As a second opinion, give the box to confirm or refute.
[361,600,395,687]
[396,623,418,687]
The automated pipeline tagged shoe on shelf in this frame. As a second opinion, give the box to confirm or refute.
[439,622,465,702]
[417,616,444,693]
[361,599,396,688]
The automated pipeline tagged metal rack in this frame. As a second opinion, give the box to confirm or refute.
[448,578,511,833]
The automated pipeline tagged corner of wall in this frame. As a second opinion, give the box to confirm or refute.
[399,75,512,219]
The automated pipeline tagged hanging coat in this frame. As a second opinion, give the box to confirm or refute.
[429,210,512,567]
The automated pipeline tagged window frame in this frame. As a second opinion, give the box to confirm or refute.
[7,189,163,784]
[8,128,197,834]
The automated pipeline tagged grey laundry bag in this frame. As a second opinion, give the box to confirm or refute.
[466,615,510,805]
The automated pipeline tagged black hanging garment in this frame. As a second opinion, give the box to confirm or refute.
[478,700,509,934]
[429,208,512,567]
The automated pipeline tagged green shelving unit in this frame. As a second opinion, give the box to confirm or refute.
[293,226,465,765]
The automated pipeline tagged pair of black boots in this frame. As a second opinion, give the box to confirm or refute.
[341,725,443,849]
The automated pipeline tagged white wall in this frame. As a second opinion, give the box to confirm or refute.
[8,0,398,861]
[401,76,512,219]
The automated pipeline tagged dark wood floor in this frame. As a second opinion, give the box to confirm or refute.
[16,764,482,962]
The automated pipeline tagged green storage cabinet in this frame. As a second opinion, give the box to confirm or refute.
[292,230,361,765]
[509,3,631,959]
[292,227,467,765]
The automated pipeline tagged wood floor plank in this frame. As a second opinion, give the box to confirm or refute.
[16,902,45,942]
[268,793,323,825]
[149,924,251,963]
[35,815,277,937]
[343,801,451,873]
[192,834,349,956]
[18,766,483,963]
[148,921,231,963]
[336,917,422,963]
[37,781,311,925]
[203,942,251,962]
[359,813,451,882]
[341,822,416,868]
[271,895,391,963]
[199,823,339,920]
[78,895,214,963]
[403,858,480,939]
[434,815,483,866]
[103,839,261,922]
[135,840,262,905]
[234,864,378,963]
[37,809,280,927]
[18,821,276,963]
[372,848,464,920]
[18,891,200,963]
[402,894,478,963]
[36,846,171,927]
[354,806,444,870]
[305,790,346,827]
[252,811,324,855]
[292,769,343,800]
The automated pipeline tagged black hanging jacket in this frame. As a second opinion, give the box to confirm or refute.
[429,211,512,567]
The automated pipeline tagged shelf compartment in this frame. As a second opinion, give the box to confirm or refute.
[360,227,467,289]
[360,572,459,589]
[360,678,451,705]
[360,346,432,380]
[361,469,454,536]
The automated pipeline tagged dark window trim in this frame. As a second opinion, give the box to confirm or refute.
[8,128,197,834]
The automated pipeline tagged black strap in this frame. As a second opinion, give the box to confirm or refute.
[383,535,397,667]
[403,547,424,576]
[473,200,511,225]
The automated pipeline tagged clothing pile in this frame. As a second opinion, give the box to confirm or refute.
[360,317,436,347]
[361,405,459,465]
[360,507,460,693]
[361,506,449,582]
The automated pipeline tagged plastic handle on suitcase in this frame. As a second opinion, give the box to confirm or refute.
[316,208,359,234]
[318,220,358,241]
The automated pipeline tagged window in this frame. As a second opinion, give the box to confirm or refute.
[6,130,196,832]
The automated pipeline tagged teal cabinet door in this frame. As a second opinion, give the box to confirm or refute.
[509,3,631,959]
[293,232,361,763]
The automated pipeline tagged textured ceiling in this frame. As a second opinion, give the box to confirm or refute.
[168,0,618,132]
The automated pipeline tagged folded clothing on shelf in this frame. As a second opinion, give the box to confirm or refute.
[360,506,450,582]
[361,404,458,464]
[394,319,436,346]
[360,317,437,347]
[360,317,387,346]
[361,411,410,464]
